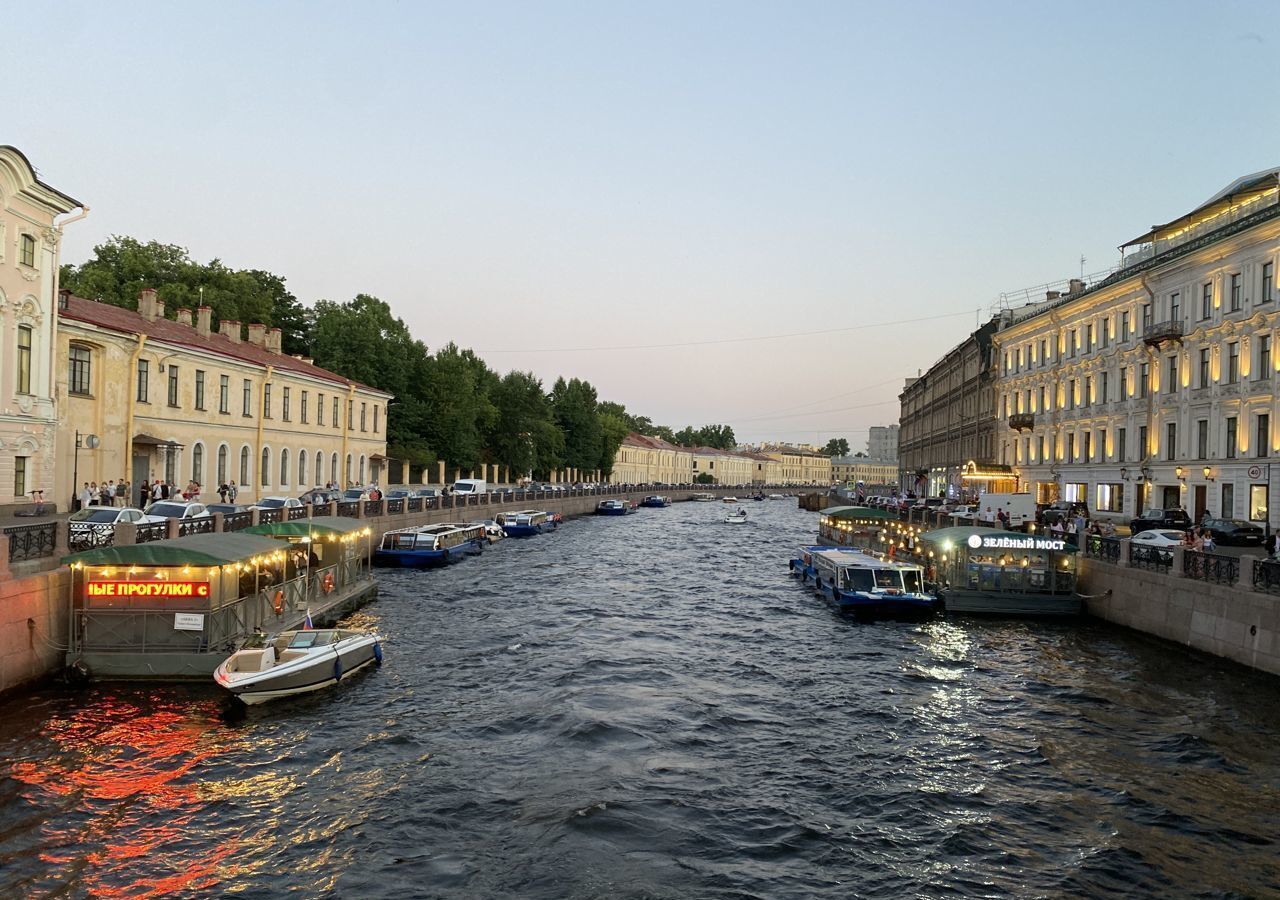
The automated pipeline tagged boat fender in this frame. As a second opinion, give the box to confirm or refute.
[334,655,343,683]
[322,572,335,594]
[272,590,285,615]
[374,642,383,665]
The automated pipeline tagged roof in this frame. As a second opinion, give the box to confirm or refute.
[621,432,691,452]
[243,516,367,538]
[62,532,283,567]
[0,145,83,211]
[820,505,895,521]
[1122,168,1280,248]
[59,293,392,396]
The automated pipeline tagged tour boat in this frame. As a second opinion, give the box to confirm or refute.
[499,509,556,537]
[373,523,486,567]
[724,509,748,524]
[722,496,739,504]
[640,495,671,508]
[214,628,383,705]
[795,548,939,620]
[596,499,634,516]
[692,493,716,502]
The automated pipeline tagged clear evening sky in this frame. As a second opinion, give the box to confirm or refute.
[10,1,1280,447]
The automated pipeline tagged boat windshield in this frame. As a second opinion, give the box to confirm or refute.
[873,570,903,591]
[842,568,876,592]
[287,631,336,649]
[901,569,922,593]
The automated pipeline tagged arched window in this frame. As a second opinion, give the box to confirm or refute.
[298,450,308,487]
[217,445,228,484]
[330,452,338,485]
[315,450,324,486]
[261,447,270,487]
[240,446,250,485]
[192,443,204,484]
[280,448,290,486]
[345,453,352,485]
[359,454,366,483]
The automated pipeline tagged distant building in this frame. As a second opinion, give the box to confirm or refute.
[610,433,694,484]
[867,424,899,461]
[758,444,833,485]
[691,447,754,485]
[831,457,898,490]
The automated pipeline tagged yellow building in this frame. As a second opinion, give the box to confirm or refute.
[832,457,898,488]
[609,432,694,484]
[760,445,833,485]
[691,447,755,485]
[55,289,392,505]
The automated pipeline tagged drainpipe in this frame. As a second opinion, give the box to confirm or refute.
[255,365,273,501]
[341,384,355,486]
[125,334,149,484]
[1139,272,1159,505]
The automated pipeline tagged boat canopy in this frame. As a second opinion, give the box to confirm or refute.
[919,525,1079,554]
[62,532,284,567]
[243,516,367,538]
[820,505,895,523]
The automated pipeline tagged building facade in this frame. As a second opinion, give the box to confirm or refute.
[831,457,898,489]
[867,424,899,461]
[609,433,695,484]
[898,316,1010,499]
[0,147,83,510]
[993,169,1280,526]
[758,445,833,485]
[55,289,392,506]
[692,447,755,485]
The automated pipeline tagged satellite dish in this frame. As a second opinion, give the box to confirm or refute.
[85,434,100,449]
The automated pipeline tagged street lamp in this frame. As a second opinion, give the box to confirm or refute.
[71,431,100,510]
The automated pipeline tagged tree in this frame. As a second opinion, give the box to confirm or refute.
[420,343,498,472]
[823,438,851,457]
[488,371,563,478]
[694,472,716,484]
[551,377,603,475]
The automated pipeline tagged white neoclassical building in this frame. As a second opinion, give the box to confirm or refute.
[0,147,85,511]
[993,168,1280,526]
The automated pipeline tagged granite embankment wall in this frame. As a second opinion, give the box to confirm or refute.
[1079,552,1280,678]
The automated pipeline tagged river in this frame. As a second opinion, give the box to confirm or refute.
[1,500,1278,898]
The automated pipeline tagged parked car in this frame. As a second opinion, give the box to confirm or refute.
[144,501,210,520]
[949,504,978,523]
[1201,518,1265,546]
[1041,501,1090,526]
[68,506,158,548]
[206,503,252,516]
[1130,529,1186,549]
[342,488,373,502]
[1129,508,1192,534]
[299,488,339,505]
[254,496,304,512]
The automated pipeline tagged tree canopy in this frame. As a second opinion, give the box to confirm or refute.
[823,438,851,457]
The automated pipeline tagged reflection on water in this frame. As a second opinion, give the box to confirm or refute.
[1,501,1278,898]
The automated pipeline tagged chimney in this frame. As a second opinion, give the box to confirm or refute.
[176,307,193,327]
[247,323,267,346]
[302,357,313,365]
[196,306,213,337]
[1068,278,1085,294]
[1046,290,1061,302]
[220,319,242,342]
[266,327,282,354]
[138,288,159,321]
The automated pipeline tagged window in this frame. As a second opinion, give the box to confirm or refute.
[19,233,35,267]
[1263,262,1275,305]
[1067,433,1076,462]
[374,404,379,433]
[1251,484,1268,522]
[315,452,323,486]
[1223,483,1235,519]
[263,384,272,418]
[360,402,367,432]
[1069,329,1077,358]
[1258,414,1270,458]
[13,456,27,499]
[1083,431,1092,461]
[331,452,338,484]
[1165,355,1178,394]
[1040,339,1048,366]
[1227,342,1239,384]
[1197,420,1208,459]
[167,366,180,407]
[1086,324,1094,351]
[137,359,150,402]
[1199,348,1210,387]
[220,375,230,413]
[280,448,290,485]
[1260,335,1272,380]
[1121,311,1130,341]
[1139,425,1148,459]
[333,397,339,428]
[1064,380,1073,410]
[318,393,325,425]
[1120,366,1128,400]
[240,446,250,484]
[347,400,353,429]
[1099,428,1107,461]
[69,344,92,395]
[261,448,270,486]
[192,443,204,484]
[1039,435,1046,462]
[1165,422,1176,461]
[1040,386,1049,412]
[1229,273,1242,311]
[1100,371,1109,404]
[195,370,206,410]
[301,390,309,424]
[283,387,292,422]
[15,325,32,394]
[1201,282,1213,319]
[299,450,308,483]
[1096,483,1124,513]
[1084,376,1093,407]
[1142,304,1152,329]
[217,445,228,483]
[1169,292,1180,322]
[1100,318,1109,348]
[345,453,352,483]
[1117,427,1127,462]
[1226,417,1238,459]
[243,379,252,416]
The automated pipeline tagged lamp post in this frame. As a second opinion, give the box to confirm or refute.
[71,431,100,510]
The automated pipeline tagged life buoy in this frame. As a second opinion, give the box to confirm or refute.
[322,572,335,594]
[272,590,285,615]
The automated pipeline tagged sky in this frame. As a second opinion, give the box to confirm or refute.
[10,1,1280,447]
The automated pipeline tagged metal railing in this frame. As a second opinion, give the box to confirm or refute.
[222,511,253,532]
[1183,549,1240,585]
[178,517,216,537]
[288,505,310,521]
[134,522,169,544]
[386,498,404,514]
[337,501,359,517]
[7,521,58,562]
[1084,535,1122,564]
[68,522,117,552]
[406,497,423,512]
[1252,559,1280,594]
[258,508,283,524]
[1128,542,1173,572]
[364,499,384,517]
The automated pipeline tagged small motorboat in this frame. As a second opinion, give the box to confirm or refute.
[768,494,784,500]
[724,509,748,524]
[214,628,383,705]
[692,493,716,502]
[722,496,739,504]
[476,519,505,543]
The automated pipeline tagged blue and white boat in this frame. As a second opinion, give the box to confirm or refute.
[639,495,671,508]
[373,523,486,568]
[596,499,634,516]
[499,509,556,537]
[795,548,939,619]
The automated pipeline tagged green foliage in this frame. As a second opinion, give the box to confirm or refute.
[694,472,716,484]
[420,343,499,472]
[823,438,851,457]
[672,424,737,450]
[551,377,604,474]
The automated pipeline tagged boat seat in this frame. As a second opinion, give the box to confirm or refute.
[257,646,276,671]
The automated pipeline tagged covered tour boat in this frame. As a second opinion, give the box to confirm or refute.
[916,526,1082,616]
[214,627,383,704]
[372,522,487,567]
[498,509,557,537]
[691,493,717,502]
[640,495,671,508]
[796,547,939,620]
[596,499,635,516]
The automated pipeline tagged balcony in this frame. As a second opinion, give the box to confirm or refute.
[1008,412,1035,431]
[1143,320,1184,346]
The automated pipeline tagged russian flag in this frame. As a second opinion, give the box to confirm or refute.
[303,608,314,630]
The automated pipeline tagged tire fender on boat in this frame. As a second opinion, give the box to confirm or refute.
[322,572,335,594]
[333,652,343,683]
[373,642,383,665]
[272,590,285,615]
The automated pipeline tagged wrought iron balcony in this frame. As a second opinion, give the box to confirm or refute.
[1142,319,1184,345]
[1008,412,1035,431]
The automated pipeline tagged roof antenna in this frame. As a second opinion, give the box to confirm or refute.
[1080,255,1086,279]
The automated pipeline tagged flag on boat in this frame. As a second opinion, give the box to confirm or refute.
[303,608,314,630]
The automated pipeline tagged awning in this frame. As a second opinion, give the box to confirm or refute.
[63,532,282,567]
[242,516,367,538]
[132,433,185,448]
[918,525,1078,554]
[820,505,895,522]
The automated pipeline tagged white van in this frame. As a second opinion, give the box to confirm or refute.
[452,479,487,495]
[975,493,1036,528]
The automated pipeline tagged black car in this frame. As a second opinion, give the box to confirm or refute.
[1129,508,1192,534]
[1202,518,1265,546]
[1041,501,1089,526]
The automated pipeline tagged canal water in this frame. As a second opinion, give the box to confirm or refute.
[1,501,1278,898]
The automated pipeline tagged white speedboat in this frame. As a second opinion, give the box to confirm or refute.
[725,509,748,524]
[768,494,785,500]
[476,519,505,543]
[722,496,739,504]
[692,493,716,502]
[214,628,382,704]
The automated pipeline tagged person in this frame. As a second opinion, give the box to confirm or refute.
[218,482,229,503]
[1200,510,1211,527]
[32,490,45,515]
[228,480,239,503]
[1073,512,1087,538]
[160,481,171,500]
[79,483,93,511]
[1065,519,1078,546]
[1202,529,1216,552]
[140,480,150,507]
[1050,519,1064,540]
[152,481,164,502]
[116,480,128,507]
